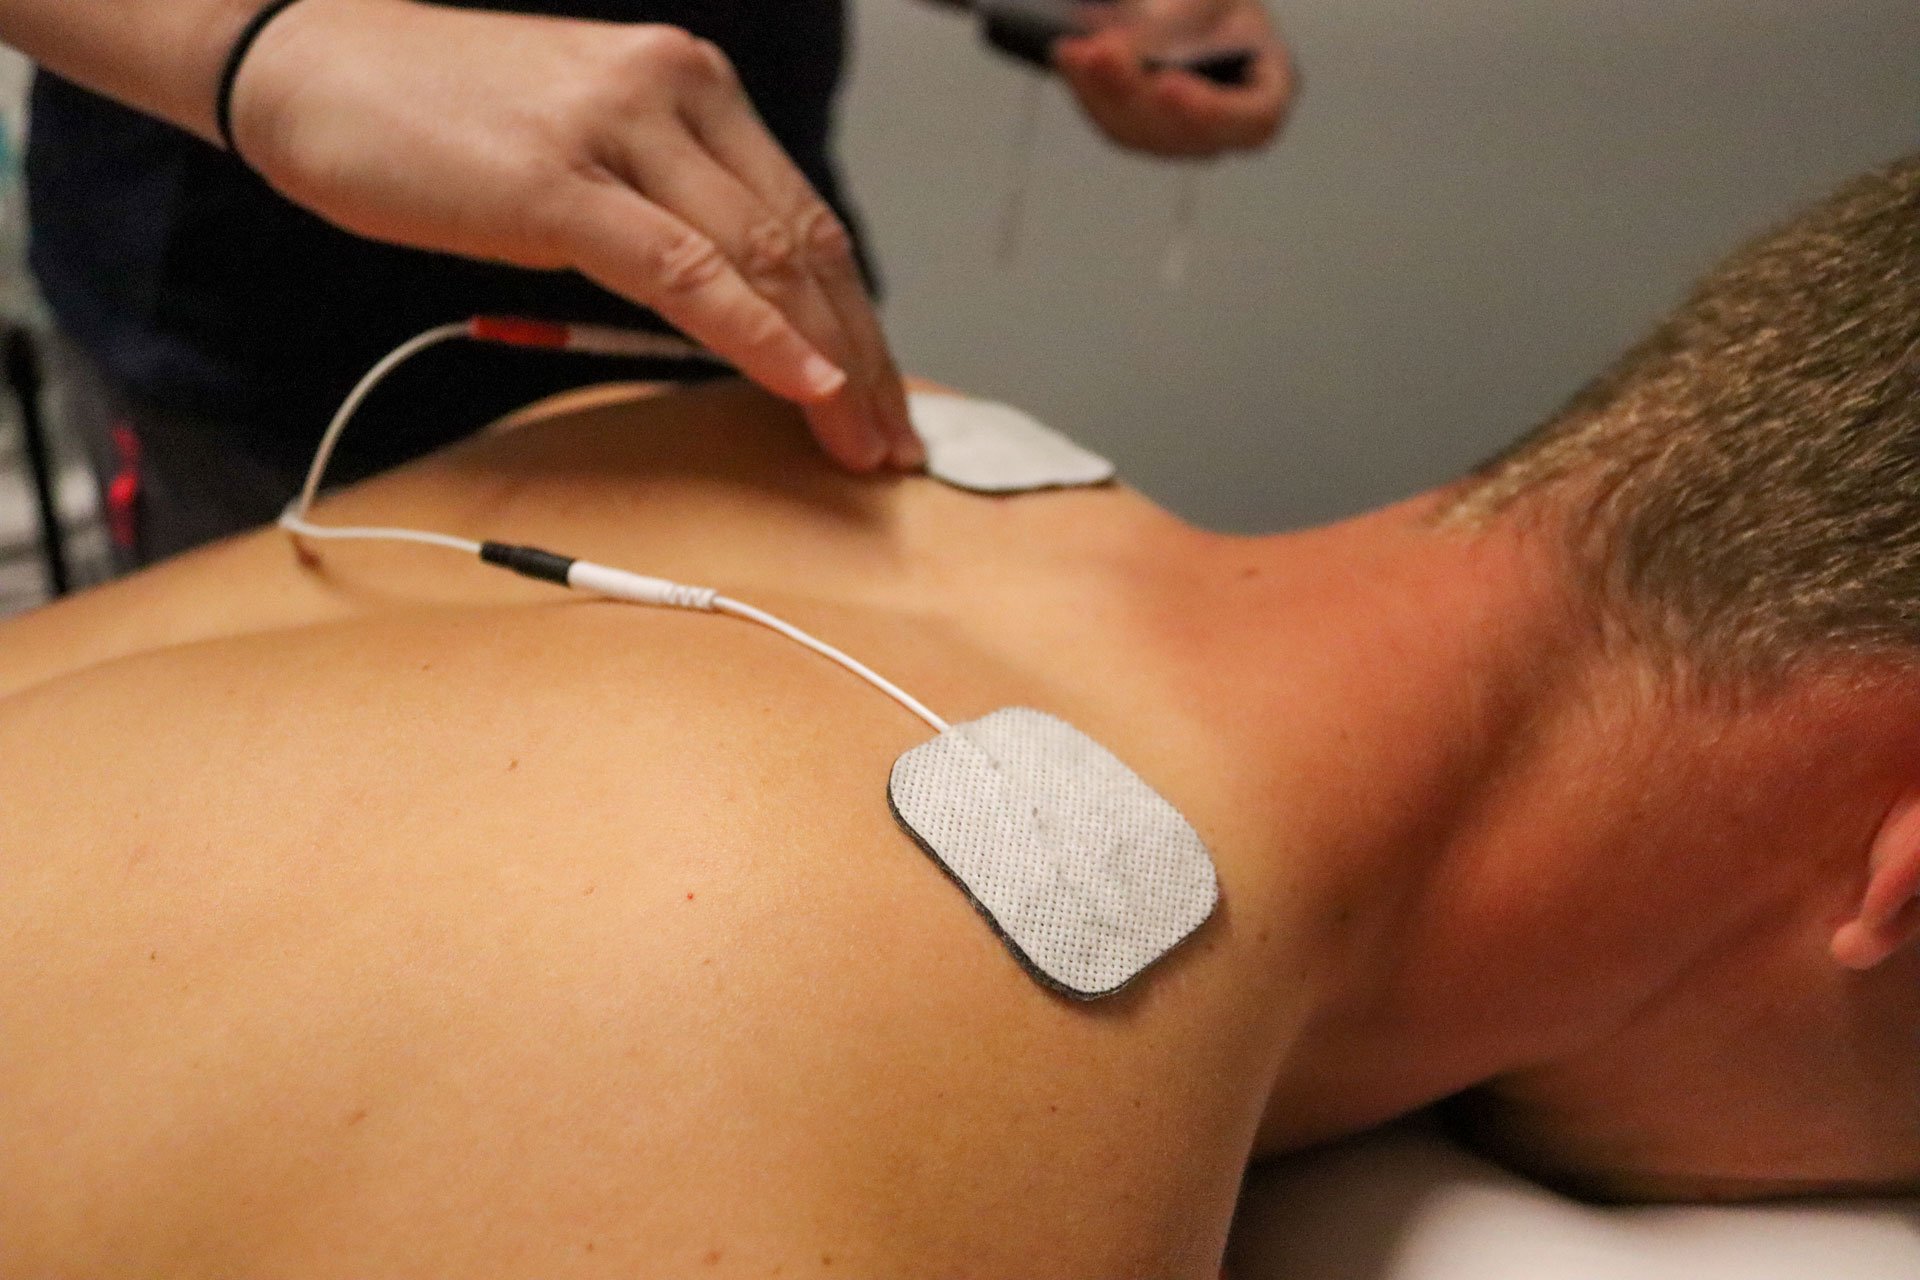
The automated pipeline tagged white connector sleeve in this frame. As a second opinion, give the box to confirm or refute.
[565,560,718,610]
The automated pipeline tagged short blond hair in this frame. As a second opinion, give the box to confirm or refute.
[1447,155,1920,679]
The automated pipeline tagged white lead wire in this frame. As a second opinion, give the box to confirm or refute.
[715,597,950,734]
[277,507,483,556]
[282,320,953,737]
[997,74,1046,267]
[1162,168,1199,290]
[293,321,471,519]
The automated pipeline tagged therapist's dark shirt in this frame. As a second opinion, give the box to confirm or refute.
[26,0,857,483]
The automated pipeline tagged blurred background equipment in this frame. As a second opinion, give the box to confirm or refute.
[0,44,108,617]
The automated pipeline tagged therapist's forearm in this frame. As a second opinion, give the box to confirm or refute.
[0,0,340,144]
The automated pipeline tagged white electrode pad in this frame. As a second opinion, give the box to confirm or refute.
[908,392,1117,494]
[888,707,1218,998]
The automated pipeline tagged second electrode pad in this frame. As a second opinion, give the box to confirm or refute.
[889,707,1218,998]
[909,392,1117,493]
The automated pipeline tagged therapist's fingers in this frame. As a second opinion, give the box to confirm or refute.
[822,267,920,470]
[800,244,919,472]
[1055,26,1293,157]
[1056,31,1203,157]
[1150,44,1295,150]
[556,178,854,413]
[677,55,921,468]
[1054,32,1159,149]
[604,131,897,470]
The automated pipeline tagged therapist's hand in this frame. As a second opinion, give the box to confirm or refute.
[229,0,919,471]
[1054,0,1295,158]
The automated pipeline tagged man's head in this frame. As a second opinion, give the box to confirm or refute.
[1447,153,1920,684]
[1426,154,1920,1199]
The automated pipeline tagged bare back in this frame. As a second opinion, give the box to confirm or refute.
[0,383,1321,1278]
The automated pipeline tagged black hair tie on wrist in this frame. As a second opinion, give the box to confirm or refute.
[214,0,313,157]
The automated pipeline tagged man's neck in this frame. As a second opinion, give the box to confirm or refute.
[1176,498,1620,1154]
[1208,498,1919,1178]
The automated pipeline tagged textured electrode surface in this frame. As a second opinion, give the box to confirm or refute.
[909,392,1117,493]
[889,708,1218,998]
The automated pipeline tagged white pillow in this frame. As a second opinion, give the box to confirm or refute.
[1227,1120,1920,1280]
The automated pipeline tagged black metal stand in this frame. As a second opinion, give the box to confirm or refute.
[7,325,68,598]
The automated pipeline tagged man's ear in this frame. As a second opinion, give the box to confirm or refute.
[1832,791,1920,970]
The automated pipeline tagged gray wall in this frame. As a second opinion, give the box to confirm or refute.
[838,0,1920,531]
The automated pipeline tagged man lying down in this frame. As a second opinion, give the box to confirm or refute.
[3,155,1918,1278]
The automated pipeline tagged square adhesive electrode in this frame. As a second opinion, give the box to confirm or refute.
[888,707,1218,998]
[909,392,1117,494]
